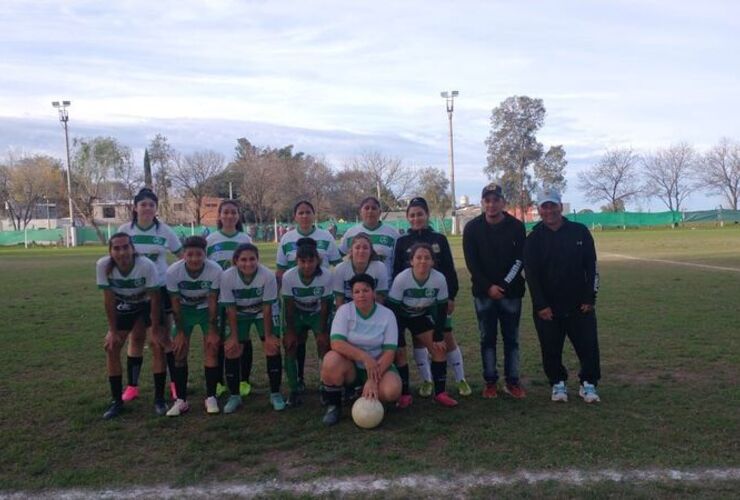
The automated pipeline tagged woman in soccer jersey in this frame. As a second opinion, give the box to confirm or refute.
[219,243,286,413]
[388,243,458,407]
[117,188,183,415]
[206,200,254,399]
[392,197,471,401]
[338,196,400,276]
[97,233,161,419]
[281,237,333,407]
[320,273,401,425]
[165,236,222,416]
[333,232,389,308]
[276,201,341,393]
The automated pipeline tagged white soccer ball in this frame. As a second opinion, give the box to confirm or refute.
[351,397,385,429]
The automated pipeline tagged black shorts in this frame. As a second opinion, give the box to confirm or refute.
[396,315,435,348]
[160,286,173,315]
[115,301,152,332]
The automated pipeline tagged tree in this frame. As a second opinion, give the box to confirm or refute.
[697,138,740,210]
[302,156,334,221]
[72,136,133,242]
[578,148,641,212]
[485,96,568,217]
[230,138,283,225]
[345,151,416,212]
[172,150,225,224]
[143,148,152,189]
[148,134,175,219]
[641,143,695,212]
[1,154,64,230]
[329,168,371,221]
[416,167,451,220]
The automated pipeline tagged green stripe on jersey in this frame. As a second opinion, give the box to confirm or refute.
[131,234,168,246]
[291,287,326,298]
[282,239,331,254]
[346,233,395,248]
[109,277,147,288]
[233,288,265,299]
[207,240,240,256]
[403,288,440,299]
[178,280,215,290]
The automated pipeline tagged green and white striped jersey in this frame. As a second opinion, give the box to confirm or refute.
[280,266,333,314]
[276,227,341,270]
[117,222,182,285]
[219,264,278,319]
[206,230,252,270]
[387,268,448,318]
[96,255,159,304]
[338,222,399,276]
[332,260,389,301]
[330,303,397,368]
[165,260,221,310]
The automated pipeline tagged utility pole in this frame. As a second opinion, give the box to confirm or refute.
[441,91,459,235]
[52,100,76,247]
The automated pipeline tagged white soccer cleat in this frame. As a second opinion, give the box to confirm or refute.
[166,398,190,417]
[551,381,568,402]
[204,396,220,414]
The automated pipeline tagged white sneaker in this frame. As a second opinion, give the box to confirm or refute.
[204,396,220,414]
[551,381,568,402]
[166,398,190,417]
[579,382,601,403]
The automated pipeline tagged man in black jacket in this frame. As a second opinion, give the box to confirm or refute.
[524,189,601,403]
[463,183,526,399]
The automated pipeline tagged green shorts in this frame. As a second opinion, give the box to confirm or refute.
[224,315,281,342]
[290,311,322,336]
[349,364,399,387]
[172,306,210,338]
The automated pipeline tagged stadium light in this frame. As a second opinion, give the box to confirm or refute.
[52,100,76,247]
[441,90,459,234]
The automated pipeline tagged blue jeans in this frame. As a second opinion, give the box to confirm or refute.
[474,296,522,385]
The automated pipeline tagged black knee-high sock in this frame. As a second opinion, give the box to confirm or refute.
[109,375,123,402]
[398,364,410,395]
[153,372,166,401]
[321,384,343,407]
[165,352,176,383]
[240,340,253,382]
[225,358,240,396]
[127,356,143,386]
[218,345,225,385]
[296,342,306,382]
[205,366,219,398]
[432,360,447,395]
[175,363,188,401]
[266,354,282,393]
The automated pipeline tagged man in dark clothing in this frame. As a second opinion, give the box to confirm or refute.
[524,188,601,403]
[463,183,526,399]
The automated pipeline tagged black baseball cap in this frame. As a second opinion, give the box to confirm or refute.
[481,183,504,199]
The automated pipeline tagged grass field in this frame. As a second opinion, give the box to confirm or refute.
[0,226,739,497]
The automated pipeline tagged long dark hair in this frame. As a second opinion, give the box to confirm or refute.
[106,232,137,275]
[295,237,322,277]
[131,188,160,229]
[217,200,244,232]
[349,232,379,263]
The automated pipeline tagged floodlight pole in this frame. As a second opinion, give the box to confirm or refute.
[441,90,459,235]
[52,100,76,247]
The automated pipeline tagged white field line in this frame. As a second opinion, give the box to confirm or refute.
[602,252,740,273]
[5,468,740,499]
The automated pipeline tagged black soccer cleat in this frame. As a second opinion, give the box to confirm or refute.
[103,400,123,420]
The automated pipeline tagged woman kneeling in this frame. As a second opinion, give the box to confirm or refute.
[320,274,401,426]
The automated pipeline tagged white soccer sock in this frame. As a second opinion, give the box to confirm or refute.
[413,348,432,382]
[447,346,466,382]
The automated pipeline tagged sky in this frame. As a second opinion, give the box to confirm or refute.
[1,0,738,211]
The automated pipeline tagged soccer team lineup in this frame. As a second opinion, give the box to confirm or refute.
[99,183,600,427]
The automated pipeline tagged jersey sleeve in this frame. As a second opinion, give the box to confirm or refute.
[218,271,235,305]
[387,272,404,304]
[263,271,278,304]
[375,263,390,294]
[381,308,398,350]
[163,225,183,254]
[329,304,349,341]
[280,271,293,298]
[143,259,160,289]
[165,263,180,294]
[276,236,289,269]
[436,272,449,303]
[332,264,345,296]
[326,238,342,265]
[338,231,350,256]
[96,258,110,289]
[209,265,221,292]
[321,270,334,299]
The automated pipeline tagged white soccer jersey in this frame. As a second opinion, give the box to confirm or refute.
[117,221,182,284]
[332,260,389,301]
[96,255,159,304]
[387,268,449,318]
[330,303,398,368]
[219,264,278,319]
[280,266,333,314]
[206,230,252,270]
[276,227,341,270]
[339,223,400,275]
[165,259,221,310]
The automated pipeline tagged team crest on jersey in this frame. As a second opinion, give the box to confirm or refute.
[200,282,210,289]
[313,287,323,296]
[432,243,440,253]
[153,236,166,245]
[255,288,263,296]
[379,236,390,245]
[425,289,435,298]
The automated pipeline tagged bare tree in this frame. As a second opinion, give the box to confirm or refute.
[302,156,334,221]
[172,150,225,224]
[1,154,64,230]
[345,151,416,211]
[148,134,175,219]
[578,148,641,212]
[641,143,695,212]
[697,138,740,210]
[330,168,371,220]
[416,166,452,220]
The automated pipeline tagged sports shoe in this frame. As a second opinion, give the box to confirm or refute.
[216,382,227,398]
[418,381,433,397]
[103,400,123,420]
[396,394,413,409]
[270,392,286,411]
[579,382,601,403]
[166,398,190,417]
[322,405,341,426]
[434,392,459,408]
[287,391,303,407]
[170,382,178,401]
[551,381,568,402]
[503,383,527,399]
[204,396,220,414]
[224,395,242,414]
[239,381,252,397]
[121,385,139,402]
[482,383,498,399]
[154,398,168,416]
[457,379,473,397]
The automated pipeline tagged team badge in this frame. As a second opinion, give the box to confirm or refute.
[432,243,441,253]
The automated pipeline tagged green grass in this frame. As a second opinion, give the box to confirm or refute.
[1,227,739,495]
